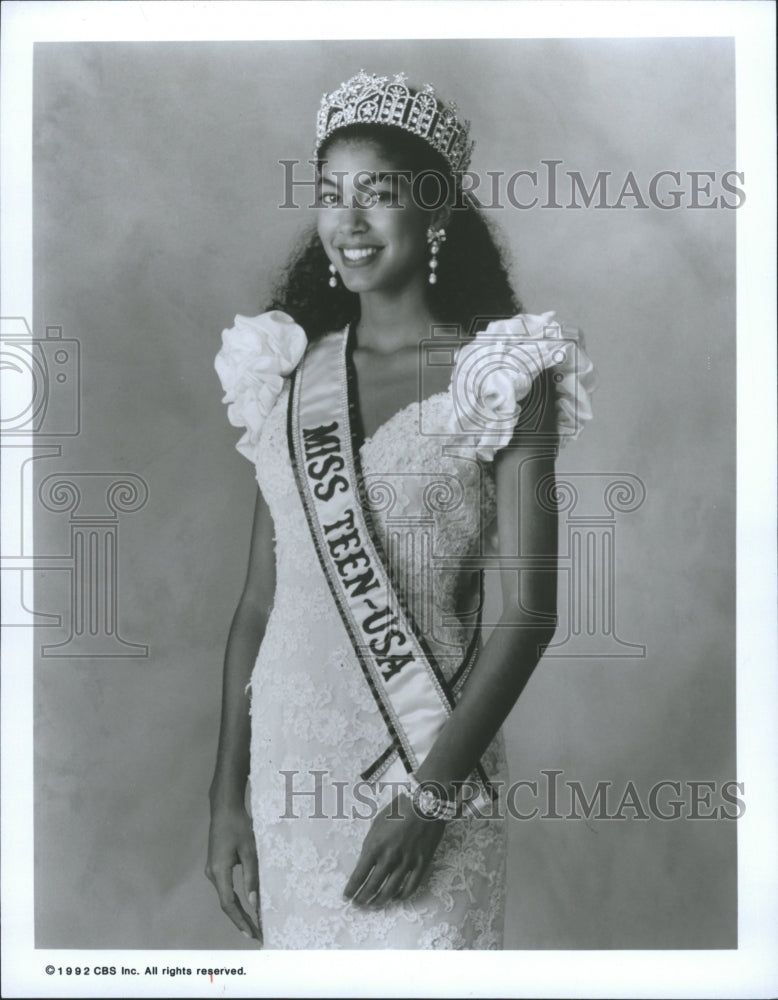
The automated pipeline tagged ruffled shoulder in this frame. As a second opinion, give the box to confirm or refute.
[215,310,307,463]
[447,311,598,461]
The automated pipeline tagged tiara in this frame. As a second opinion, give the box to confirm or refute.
[315,70,474,173]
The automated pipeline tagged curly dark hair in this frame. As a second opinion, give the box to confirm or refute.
[266,122,522,339]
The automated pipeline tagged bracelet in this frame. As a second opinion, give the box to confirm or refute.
[406,773,457,821]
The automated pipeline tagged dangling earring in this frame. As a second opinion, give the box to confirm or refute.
[328,263,338,289]
[427,226,446,285]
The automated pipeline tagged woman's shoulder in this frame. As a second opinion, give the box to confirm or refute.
[447,310,599,461]
[215,310,308,375]
[214,310,308,463]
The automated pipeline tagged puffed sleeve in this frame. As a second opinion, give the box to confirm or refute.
[446,311,598,461]
[214,310,307,464]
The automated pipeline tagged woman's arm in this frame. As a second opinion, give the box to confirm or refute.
[414,436,558,789]
[345,375,559,907]
[206,487,275,941]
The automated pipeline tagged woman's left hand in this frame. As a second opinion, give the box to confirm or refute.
[343,792,446,907]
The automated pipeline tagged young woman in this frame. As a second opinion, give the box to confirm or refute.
[206,70,596,949]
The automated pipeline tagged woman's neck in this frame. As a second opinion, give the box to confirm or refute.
[355,281,435,354]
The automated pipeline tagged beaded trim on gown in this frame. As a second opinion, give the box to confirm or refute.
[215,311,596,949]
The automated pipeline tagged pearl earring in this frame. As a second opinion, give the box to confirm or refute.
[427,226,446,285]
[328,263,338,289]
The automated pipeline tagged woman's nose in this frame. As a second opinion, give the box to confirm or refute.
[336,204,369,231]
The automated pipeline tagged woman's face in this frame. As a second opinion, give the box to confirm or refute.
[316,138,433,297]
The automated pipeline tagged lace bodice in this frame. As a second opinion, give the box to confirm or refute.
[257,381,496,675]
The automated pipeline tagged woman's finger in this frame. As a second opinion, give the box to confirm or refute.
[343,856,375,900]
[367,865,409,907]
[210,862,260,940]
[239,845,260,924]
[351,860,392,907]
[399,861,427,900]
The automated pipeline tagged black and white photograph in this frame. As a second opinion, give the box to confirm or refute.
[1,1,776,997]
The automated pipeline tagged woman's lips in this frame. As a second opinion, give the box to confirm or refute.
[339,246,381,267]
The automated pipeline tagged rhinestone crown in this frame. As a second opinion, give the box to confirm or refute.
[315,70,474,173]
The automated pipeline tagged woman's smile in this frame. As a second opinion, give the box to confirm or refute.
[339,246,382,266]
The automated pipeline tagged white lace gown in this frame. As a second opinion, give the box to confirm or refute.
[215,311,596,949]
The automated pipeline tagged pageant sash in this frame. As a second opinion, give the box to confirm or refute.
[287,329,495,813]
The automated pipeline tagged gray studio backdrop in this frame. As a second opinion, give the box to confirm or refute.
[32,38,735,949]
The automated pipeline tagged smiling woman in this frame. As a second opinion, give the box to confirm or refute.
[318,140,438,300]
[206,70,597,950]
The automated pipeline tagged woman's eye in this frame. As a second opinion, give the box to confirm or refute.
[319,188,395,208]
[353,188,380,208]
[362,189,397,207]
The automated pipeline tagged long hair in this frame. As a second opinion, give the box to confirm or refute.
[267,122,522,339]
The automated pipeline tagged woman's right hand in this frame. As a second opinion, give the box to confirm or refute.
[205,803,262,943]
